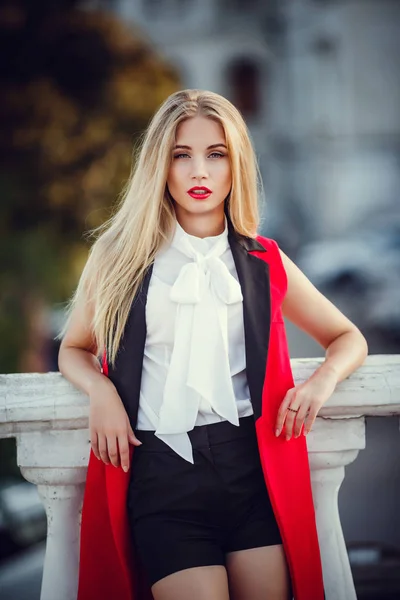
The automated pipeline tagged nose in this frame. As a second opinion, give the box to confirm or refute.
[190,156,208,181]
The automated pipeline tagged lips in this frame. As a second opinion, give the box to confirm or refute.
[187,186,212,200]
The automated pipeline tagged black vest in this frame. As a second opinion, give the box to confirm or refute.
[107,224,271,427]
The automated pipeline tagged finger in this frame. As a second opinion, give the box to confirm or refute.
[127,425,142,447]
[303,404,319,435]
[282,392,302,440]
[118,435,130,473]
[284,407,300,440]
[106,436,120,468]
[294,405,311,438]
[275,388,296,436]
[98,433,110,465]
[90,432,100,460]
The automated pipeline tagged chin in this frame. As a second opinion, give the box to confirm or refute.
[175,199,225,216]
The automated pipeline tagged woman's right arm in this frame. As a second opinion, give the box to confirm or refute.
[58,298,141,473]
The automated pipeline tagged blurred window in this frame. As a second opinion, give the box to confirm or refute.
[143,0,192,18]
[222,0,260,8]
[226,58,262,119]
[143,0,169,18]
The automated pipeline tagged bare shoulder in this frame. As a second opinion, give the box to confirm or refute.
[279,248,360,349]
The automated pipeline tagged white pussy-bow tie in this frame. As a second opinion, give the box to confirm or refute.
[155,226,243,461]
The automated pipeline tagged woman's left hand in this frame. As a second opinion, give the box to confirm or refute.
[275,367,338,440]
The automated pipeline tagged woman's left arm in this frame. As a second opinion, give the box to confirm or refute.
[275,249,369,441]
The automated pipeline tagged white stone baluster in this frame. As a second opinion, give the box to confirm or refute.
[308,417,366,600]
[16,429,89,600]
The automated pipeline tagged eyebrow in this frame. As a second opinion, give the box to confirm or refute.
[173,143,227,150]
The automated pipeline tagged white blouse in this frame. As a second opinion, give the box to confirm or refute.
[136,218,253,463]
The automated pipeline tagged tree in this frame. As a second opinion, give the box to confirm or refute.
[0,0,180,373]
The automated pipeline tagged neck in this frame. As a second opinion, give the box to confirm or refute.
[174,209,226,239]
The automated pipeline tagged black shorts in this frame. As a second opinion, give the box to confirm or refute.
[127,416,282,587]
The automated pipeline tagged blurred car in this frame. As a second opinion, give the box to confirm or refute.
[296,220,400,344]
[348,541,400,600]
[0,478,46,562]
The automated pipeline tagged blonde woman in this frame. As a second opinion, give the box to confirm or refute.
[58,89,368,600]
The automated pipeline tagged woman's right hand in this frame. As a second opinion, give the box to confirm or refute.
[89,377,142,472]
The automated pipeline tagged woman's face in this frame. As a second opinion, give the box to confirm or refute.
[167,116,231,224]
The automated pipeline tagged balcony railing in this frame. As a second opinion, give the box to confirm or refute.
[0,354,399,600]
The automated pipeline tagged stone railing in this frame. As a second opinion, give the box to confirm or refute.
[0,355,399,600]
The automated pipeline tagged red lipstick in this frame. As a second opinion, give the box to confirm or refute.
[187,186,212,200]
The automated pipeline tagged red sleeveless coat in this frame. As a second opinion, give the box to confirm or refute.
[77,228,325,600]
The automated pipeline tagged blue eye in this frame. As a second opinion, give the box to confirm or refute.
[173,152,226,159]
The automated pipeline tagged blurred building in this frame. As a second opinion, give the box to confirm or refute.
[97,0,400,249]
[266,0,400,244]
[98,0,283,233]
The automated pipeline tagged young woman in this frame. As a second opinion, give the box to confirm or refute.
[58,89,368,600]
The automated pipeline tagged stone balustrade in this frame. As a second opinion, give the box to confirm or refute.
[0,354,399,600]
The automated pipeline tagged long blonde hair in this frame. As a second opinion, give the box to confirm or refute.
[62,89,262,366]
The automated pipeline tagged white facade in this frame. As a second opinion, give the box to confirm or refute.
[110,0,400,242]
[271,0,400,242]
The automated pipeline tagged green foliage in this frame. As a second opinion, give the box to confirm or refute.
[0,1,180,373]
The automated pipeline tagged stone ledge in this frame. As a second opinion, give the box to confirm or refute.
[0,355,399,437]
